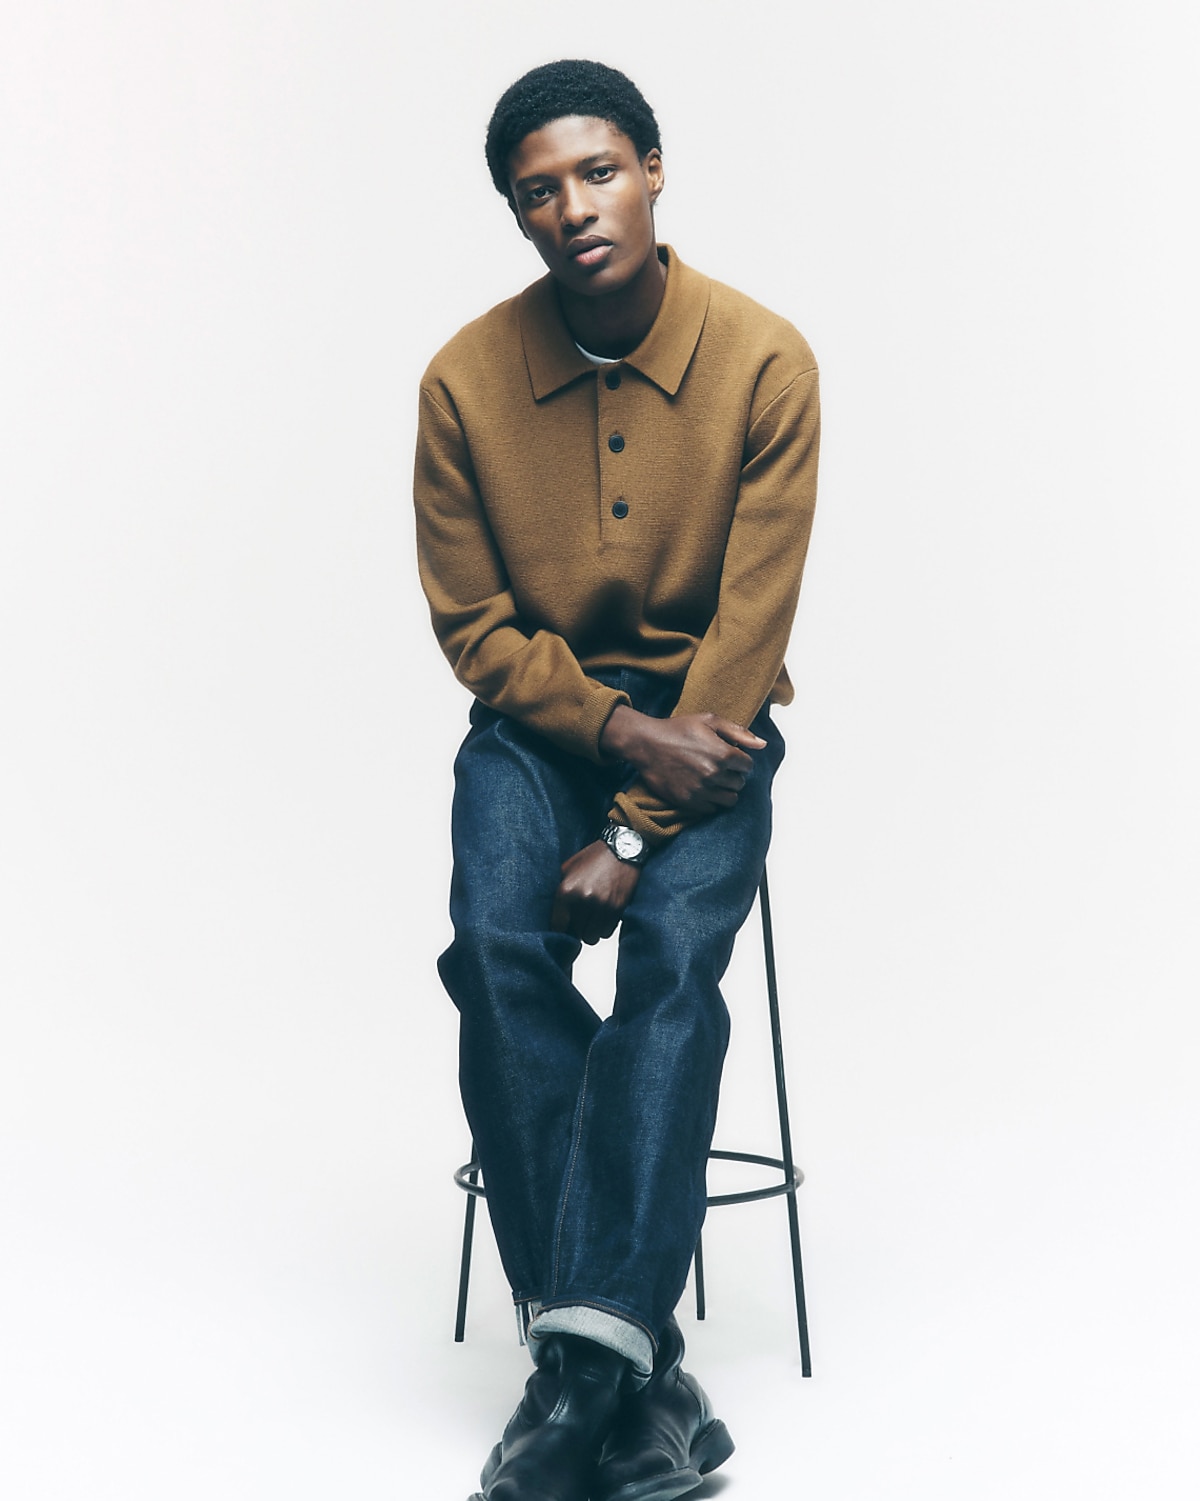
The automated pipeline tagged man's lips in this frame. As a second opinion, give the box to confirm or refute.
[567,236,613,263]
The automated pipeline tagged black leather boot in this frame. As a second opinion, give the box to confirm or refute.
[469,1334,630,1501]
[592,1318,734,1501]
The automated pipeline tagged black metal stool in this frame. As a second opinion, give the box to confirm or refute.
[452,866,811,1375]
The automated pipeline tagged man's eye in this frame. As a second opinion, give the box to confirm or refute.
[525,186,552,204]
[589,166,615,182]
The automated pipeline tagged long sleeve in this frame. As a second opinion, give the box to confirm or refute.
[414,383,631,761]
[610,364,821,844]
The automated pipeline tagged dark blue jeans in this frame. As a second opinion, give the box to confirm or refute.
[438,669,784,1353]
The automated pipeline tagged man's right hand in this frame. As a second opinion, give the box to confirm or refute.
[600,705,765,816]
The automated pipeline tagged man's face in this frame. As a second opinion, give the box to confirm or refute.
[507,115,664,297]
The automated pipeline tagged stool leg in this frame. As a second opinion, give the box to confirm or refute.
[454,1143,480,1343]
[760,870,812,1376]
[694,1229,707,1320]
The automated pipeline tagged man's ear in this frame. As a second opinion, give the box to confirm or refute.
[643,148,664,206]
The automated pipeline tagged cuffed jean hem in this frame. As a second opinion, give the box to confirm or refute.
[528,1304,654,1387]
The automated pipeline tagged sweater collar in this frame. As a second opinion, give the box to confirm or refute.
[518,246,710,401]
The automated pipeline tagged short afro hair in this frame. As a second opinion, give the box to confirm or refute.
[486,59,661,204]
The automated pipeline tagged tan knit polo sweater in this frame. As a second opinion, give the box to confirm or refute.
[414,247,820,846]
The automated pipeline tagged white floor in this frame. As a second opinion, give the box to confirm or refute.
[3,928,1196,1500]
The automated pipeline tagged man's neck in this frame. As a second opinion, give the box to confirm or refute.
[555,248,667,361]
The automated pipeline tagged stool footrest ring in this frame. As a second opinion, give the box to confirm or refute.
[454,1147,803,1209]
[705,1148,804,1206]
[453,1162,487,1198]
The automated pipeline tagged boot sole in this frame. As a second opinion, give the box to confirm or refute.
[599,1419,735,1501]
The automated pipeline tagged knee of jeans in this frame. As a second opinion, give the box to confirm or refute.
[618,946,731,1048]
[674,968,731,1052]
[623,898,733,990]
[438,923,572,1006]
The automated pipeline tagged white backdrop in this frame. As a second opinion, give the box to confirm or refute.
[2,3,1197,1497]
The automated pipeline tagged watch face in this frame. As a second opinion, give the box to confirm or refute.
[614,827,644,859]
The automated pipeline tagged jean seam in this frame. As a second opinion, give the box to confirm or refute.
[549,1032,598,1297]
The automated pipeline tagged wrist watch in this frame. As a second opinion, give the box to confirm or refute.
[601,820,649,867]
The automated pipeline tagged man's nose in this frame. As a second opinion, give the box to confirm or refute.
[559,181,596,229]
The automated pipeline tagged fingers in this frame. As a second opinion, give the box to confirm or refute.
[553,884,598,942]
[697,748,751,795]
[719,748,755,776]
[587,910,621,945]
[563,892,614,945]
[550,892,570,933]
[559,900,621,945]
[700,787,740,810]
[552,843,640,943]
[708,716,768,752]
[669,785,740,815]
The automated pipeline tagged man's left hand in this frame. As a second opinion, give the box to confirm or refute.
[550,840,641,945]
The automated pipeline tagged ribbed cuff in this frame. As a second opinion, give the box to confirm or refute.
[608,787,685,849]
[584,687,632,764]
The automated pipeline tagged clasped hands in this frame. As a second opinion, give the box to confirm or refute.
[549,707,765,944]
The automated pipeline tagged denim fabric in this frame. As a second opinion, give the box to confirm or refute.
[438,668,784,1350]
[528,1304,655,1383]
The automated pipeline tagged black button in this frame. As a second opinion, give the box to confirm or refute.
[608,433,625,453]
[604,368,621,390]
[611,500,629,519]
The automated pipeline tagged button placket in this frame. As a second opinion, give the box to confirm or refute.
[598,364,630,533]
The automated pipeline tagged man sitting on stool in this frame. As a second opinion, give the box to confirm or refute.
[414,58,821,1501]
